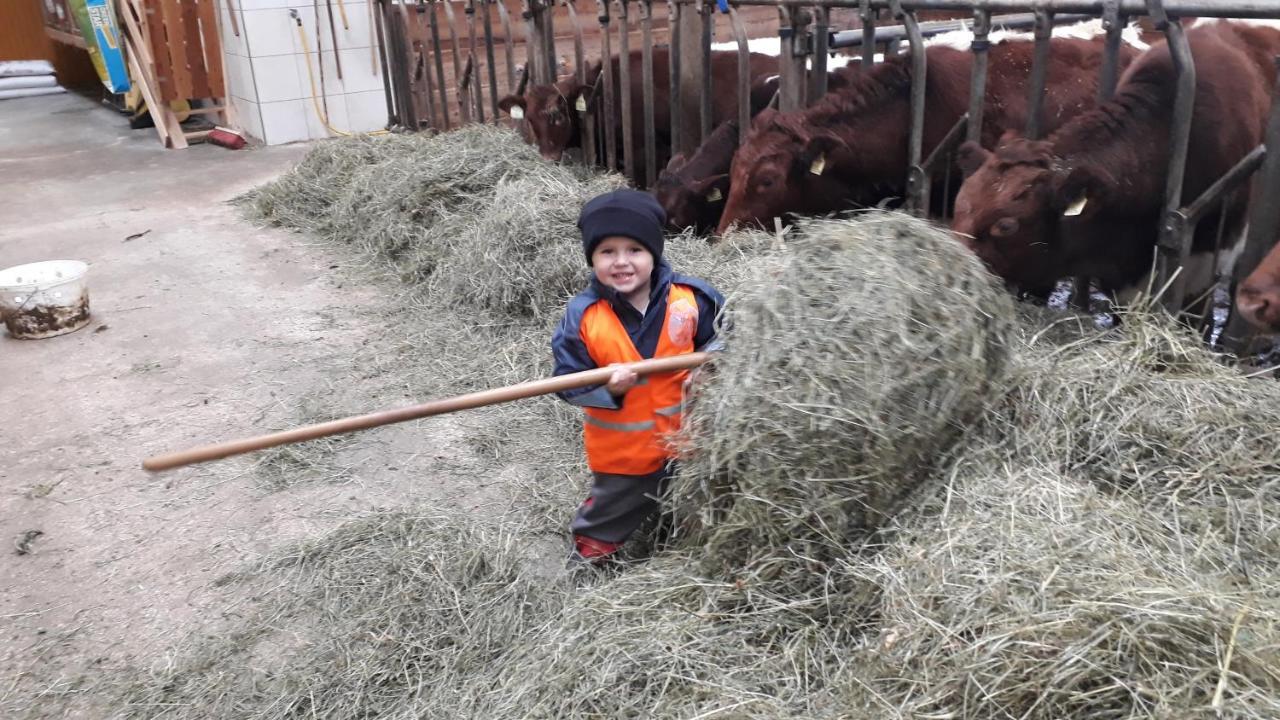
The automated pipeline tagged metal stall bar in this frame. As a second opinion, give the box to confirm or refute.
[916,112,969,212]
[482,0,500,118]
[829,11,1092,48]
[543,0,558,81]
[565,0,586,84]
[728,5,752,144]
[1097,0,1123,100]
[521,0,541,84]
[890,0,927,215]
[1149,0,1197,312]
[618,0,635,181]
[668,0,682,153]
[640,0,657,187]
[496,0,517,90]
[965,8,990,143]
[459,52,476,120]
[466,0,486,122]
[699,0,714,142]
[597,0,618,170]
[1023,6,1052,139]
[1224,58,1280,355]
[413,5,440,128]
[396,2,422,128]
[722,0,1279,17]
[375,1,397,126]
[810,4,830,102]
[1167,146,1265,329]
[860,0,875,68]
[565,0,595,165]
[442,0,470,122]
[777,6,808,112]
[428,0,452,129]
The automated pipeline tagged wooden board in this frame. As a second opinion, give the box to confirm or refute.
[194,0,225,98]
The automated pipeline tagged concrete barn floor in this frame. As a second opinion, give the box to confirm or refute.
[0,92,482,718]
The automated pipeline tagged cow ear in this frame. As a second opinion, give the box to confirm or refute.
[688,173,730,204]
[498,95,526,119]
[956,141,992,179]
[1052,166,1100,219]
[798,134,840,177]
[751,107,779,131]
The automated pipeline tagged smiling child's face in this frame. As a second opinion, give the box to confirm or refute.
[591,235,654,299]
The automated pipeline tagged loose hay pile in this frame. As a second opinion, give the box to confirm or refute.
[120,130,1280,720]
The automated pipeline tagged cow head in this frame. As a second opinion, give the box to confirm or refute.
[952,133,1105,290]
[716,108,853,235]
[1236,243,1280,334]
[498,69,592,162]
[653,154,732,234]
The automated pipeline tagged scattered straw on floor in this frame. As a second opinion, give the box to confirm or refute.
[113,129,1280,720]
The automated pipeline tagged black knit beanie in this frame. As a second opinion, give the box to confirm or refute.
[577,188,666,266]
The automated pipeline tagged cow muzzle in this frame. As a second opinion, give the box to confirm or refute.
[1236,285,1280,333]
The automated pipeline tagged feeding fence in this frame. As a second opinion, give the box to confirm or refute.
[373,0,1280,353]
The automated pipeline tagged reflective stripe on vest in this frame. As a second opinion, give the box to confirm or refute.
[580,284,699,475]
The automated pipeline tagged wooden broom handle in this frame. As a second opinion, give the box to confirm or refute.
[142,352,711,472]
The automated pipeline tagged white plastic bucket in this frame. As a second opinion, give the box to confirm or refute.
[0,260,91,339]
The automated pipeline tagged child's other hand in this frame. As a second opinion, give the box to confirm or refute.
[606,365,639,397]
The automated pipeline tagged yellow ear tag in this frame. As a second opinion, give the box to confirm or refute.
[575,96,587,112]
[705,188,723,202]
[809,153,826,176]
[509,106,524,120]
[1063,195,1088,217]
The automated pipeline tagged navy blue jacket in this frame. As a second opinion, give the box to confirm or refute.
[552,260,724,409]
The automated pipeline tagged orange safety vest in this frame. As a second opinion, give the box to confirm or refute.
[579,284,699,475]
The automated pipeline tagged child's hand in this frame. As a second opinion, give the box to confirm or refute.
[605,365,639,397]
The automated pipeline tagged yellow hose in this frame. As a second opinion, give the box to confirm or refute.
[294,14,388,137]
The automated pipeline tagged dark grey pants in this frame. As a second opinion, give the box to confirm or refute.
[570,464,673,544]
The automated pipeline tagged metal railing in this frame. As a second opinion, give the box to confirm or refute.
[373,0,1280,354]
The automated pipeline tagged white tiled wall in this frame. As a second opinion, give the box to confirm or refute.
[219,0,390,145]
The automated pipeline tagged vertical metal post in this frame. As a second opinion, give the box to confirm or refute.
[394,3,421,128]
[810,5,830,103]
[597,0,618,170]
[728,5,751,145]
[1224,57,1280,354]
[859,0,875,69]
[496,0,517,91]
[565,0,586,85]
[466,0,486,122]
[1024,7,1052,140]
[482,0,500,119]
[442,0,469,123]
[375,1,397,126]
[1151,0,1197,312]
[699,0,713,142]
[668,0,682,154]
[542,0,558,82]
[521,0,541,83]
[640,0,657,187]
[1098,0,1124,101]
[777,6,808,113]
[428,0,452,129]
[892,0,927,215]
[965,8,990,144]
[413,5,439,128]
[618,0,634,181]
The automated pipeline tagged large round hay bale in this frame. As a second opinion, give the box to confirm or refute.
[675,211,1016,574]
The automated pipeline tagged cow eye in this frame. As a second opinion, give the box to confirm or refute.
[991,217,1020,238]
[759,177,774,189]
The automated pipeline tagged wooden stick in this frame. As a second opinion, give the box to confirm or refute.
[142,352,710,472]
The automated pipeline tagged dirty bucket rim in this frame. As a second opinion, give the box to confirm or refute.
[0,260,90,291]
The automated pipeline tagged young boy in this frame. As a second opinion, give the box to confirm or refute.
[552,188,724,566]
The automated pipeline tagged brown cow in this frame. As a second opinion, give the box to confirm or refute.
[1235,240,1280,334]
[654,70,866,233]
[717,33,1140,236]
[497,46,779,182]
[951,21,1280,307]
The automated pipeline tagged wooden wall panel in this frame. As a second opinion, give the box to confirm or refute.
[1,0,101,88]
